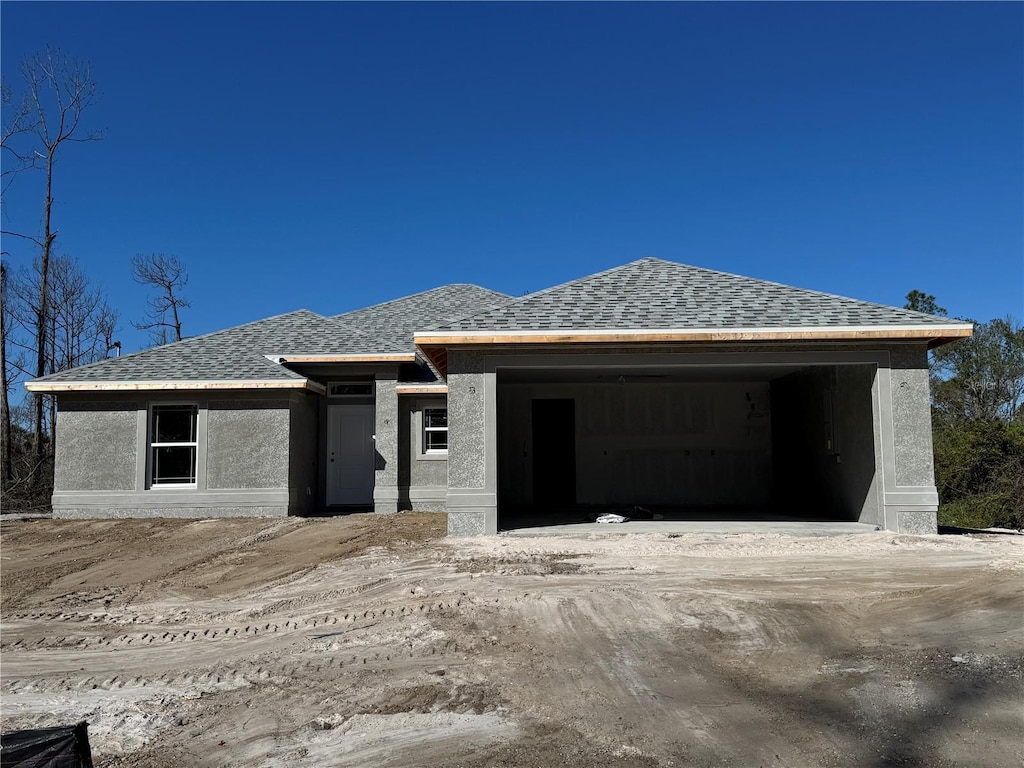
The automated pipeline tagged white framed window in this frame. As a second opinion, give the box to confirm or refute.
[422,406,448,454]
[148,404,199,487]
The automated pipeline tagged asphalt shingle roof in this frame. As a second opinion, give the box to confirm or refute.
[436,258,955,332]
[36,310,364,383]
[31,262,956,386]
[34,284,512,384]
[334,284,512,351]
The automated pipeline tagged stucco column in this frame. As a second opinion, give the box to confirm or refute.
[373,369,400,514]
[446,350,498,535]
[881,345,939,534]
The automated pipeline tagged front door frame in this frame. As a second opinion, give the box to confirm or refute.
[326,403,376,506]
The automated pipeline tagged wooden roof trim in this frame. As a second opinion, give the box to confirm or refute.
[416,324,974,378]
[419,346,449,379]
[414,324,974,347]
[394,384,449,395]
[25,379,327,394]
[276,353,416,363]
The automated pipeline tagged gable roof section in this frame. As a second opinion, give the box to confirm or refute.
[28,263,972,392]
[27,284,513,392]
[431,258,963,331]
[26,310,377,392]
[415,258,973,374]
[333,284,512,352]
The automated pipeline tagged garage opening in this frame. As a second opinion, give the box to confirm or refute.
[496,364,879,531]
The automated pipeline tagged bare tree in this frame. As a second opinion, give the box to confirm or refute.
[131,253,190,344]
[1,49,102,465]
[1,262,13,489]
[45,256,119,446]
[50,256,119,372]
[1,78,35,207]
[2,256,118,506]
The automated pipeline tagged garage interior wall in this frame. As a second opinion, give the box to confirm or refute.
[497,365,879,523]
[769,365,880,523]
[499,381,772,507]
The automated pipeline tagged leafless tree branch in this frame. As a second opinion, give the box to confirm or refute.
[131,253,190,344]
[6,48,103,467]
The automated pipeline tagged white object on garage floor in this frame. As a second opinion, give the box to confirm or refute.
[596,513,629,524]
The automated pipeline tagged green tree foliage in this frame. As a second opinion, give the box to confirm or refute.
[932,317,1024,424]
[933,420,1024,530]
[904,290,947,317]
[906,290,1024,529]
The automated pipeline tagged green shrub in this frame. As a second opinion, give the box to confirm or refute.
[938,493,1021,530]
[933,419,1024,530]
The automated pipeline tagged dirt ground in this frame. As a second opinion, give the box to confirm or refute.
[1,513,1021,767]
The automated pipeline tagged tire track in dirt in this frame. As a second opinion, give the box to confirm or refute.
[0,576,537,699]
[1,611,476,708]
[8,519,1019,767]
[0,591,537,655]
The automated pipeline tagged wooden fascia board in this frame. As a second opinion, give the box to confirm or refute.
[414,325,974,347]
[394,384,449,395]
[25,379,327,394]
[415,324,974,379]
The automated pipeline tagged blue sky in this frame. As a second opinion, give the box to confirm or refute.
[2,2,1021,356]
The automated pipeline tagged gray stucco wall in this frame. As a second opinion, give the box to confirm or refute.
[889,346,936,488]
[51,392,309,519]
[448,352,488,490]
[54,400,139,492]
[886,345,938,533]
[446,351,494,535]
[398,397,448,511]
[373,369,400,514]
[207,400,290,490]
[54,506,288,520]
[410,401,449,487]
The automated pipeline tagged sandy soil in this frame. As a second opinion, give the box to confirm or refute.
[1,513,1021,767]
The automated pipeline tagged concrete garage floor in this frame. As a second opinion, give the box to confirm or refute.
[500,506,880,537]
[503,519,879,536]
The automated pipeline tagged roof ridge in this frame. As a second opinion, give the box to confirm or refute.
[334,283,510,319]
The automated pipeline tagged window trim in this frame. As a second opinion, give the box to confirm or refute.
[417,401,448,460]
[147,402,200,489]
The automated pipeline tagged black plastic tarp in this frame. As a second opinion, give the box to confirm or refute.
[0,722,93,768]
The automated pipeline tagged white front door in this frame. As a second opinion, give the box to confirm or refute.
[327,404,375,506]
